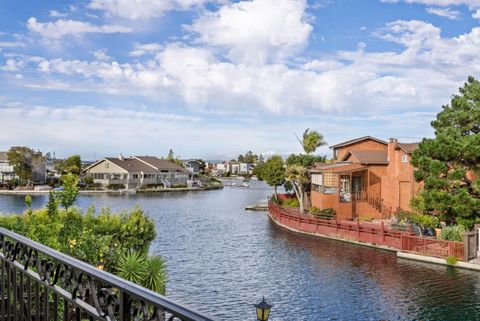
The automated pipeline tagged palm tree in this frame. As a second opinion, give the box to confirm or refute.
[298,129,326,154]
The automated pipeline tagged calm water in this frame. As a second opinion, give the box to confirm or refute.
[1,181,480,321]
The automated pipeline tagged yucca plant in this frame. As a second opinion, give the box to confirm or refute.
[116,251,147,285]
[144,255,167,295]
[116,251,167,294]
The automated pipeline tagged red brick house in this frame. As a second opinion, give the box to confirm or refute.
[310,136,420,220]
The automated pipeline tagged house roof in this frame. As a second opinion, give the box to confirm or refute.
[312,162,351,170]
[396,143,419,154]
[311,163,366,174]
[329,136,387,149]
[135,156,190,173]
[0,152,8,161]
[342,150,388,164]
[106,157,157,173]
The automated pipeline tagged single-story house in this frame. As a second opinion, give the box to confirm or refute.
[83,156,190,189]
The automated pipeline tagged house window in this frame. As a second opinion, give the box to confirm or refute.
[322,172,338,194]
[133,174,138,179]
[402,154,408,163]
[339,175,351,203]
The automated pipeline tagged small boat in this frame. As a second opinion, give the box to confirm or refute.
[245,199,268,211]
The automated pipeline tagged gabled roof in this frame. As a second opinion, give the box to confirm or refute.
[330,136,387,149]
[135,156,190,173]
[106,157,157,173]
[396,143,419,154]
[342,150,388,164]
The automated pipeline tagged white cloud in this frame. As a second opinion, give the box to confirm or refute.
[381,0,480,8]
[426,6,461,18]
[26,17,132,39]
[88,0,220,20]
[0,41,24,48]
[92,49,111,61]
[49,10,69,18]
[1,58,24,71]
[129,43,163,57]
[473,8,480,18]
[10,19,480,118]
[188,0,312,65]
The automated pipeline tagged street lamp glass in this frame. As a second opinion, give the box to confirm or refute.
[255,297,272,321]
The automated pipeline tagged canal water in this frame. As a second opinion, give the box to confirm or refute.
[1,181,480,321]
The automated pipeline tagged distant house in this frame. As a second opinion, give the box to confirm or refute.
[310,136,420,220]
[0,152,16,183]
[0,151,46,184]
[182,159,201,174]
[83,156,190,189]
[215,160,253,175]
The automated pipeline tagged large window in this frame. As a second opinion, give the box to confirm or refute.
[311,173,322,192]
[322,172,338,194]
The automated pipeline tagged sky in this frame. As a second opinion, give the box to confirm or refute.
[0,0,479,161]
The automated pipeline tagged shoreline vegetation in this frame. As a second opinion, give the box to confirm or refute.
[0,203,167,294]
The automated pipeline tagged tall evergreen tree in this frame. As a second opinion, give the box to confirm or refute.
[411,76,480,228]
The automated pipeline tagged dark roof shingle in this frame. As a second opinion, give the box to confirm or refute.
[106,157,157,173]
[343,150,388,164]
[135,156,190,173]
[396,143,419,154]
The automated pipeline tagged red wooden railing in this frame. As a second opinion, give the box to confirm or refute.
[401,235,465,261]
[269,202,466,261]
[268,201,413,250]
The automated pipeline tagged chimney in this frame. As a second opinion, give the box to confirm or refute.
[119,153,124,161]
[387,138,397,162]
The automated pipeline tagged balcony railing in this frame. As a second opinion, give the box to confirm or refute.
[0,227,216,321]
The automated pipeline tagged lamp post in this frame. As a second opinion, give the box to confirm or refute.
[254,297,273,321]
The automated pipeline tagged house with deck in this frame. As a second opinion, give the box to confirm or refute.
[0,152,16,183]
[310,136,420,220]
[83,156,190,189]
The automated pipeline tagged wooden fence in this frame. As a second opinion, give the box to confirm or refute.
[401,235,465,261]
[269,202,467,261]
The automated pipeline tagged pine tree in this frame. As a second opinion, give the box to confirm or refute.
[411,77,480,228]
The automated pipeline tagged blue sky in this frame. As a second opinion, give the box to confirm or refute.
[1,0,479,161]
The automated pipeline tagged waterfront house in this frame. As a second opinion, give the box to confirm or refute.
[310,136,420,220]
[215,160,253,175]
[0,152,16,183]
[182,159,201,174]
[83,156,190,189]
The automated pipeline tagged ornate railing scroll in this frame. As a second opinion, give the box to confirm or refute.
[0,227,216,321]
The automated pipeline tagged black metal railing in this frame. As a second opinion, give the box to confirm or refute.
[0,227,216,321]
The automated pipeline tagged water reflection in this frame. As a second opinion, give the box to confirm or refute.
[1,183,480,320]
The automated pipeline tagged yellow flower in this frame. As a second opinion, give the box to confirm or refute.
[68,239,77,248]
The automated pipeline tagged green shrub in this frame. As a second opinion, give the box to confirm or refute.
[171,184,187,188]
[439,225,465,242]
[446,255,458,265]
[0,206,159,291]
[395,211,439,228]
[310,207,336,219]
[310,207,321,214]
[281,198,300,208]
